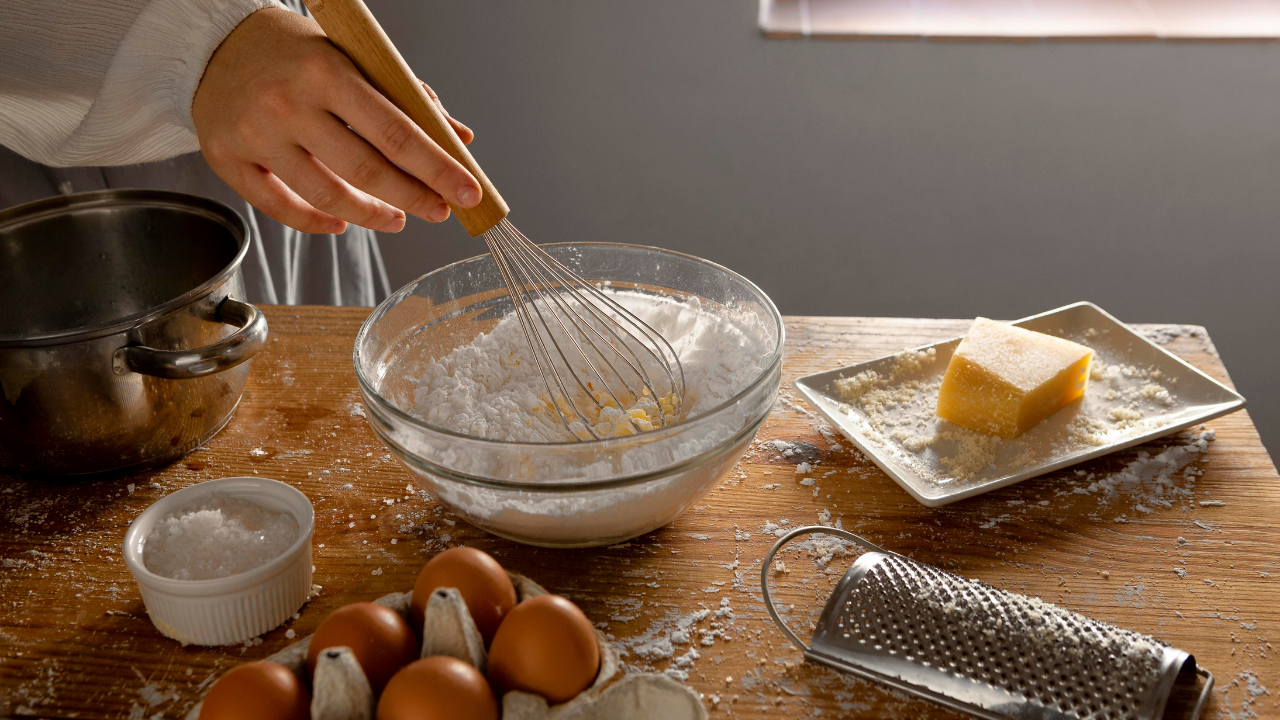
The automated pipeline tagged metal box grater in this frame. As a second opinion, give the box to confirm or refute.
[762,527,1213,720]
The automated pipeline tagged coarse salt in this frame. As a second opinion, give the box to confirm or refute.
[142,492,299,581]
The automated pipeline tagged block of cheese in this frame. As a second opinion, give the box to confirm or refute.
[936,318,1093,439]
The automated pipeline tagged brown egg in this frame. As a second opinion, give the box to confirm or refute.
[198,661,309,720]
[305,602,418,693]
[410,547,516,644]
[487,594,600,704]
[377,656,499,720]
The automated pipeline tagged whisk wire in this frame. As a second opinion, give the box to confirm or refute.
[483,234,601,439]
[519,232,686,416]
[490,228,644,435]
[482,219,686,440]
[517,240,672,415]
[493,231,667,418]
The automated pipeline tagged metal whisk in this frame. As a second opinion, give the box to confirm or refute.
[482,220,684,439]
[303,0,686,439]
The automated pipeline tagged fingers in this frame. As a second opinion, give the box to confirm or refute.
[301,113,451,224]
[448,115,475,146]
[326,76,482,208]
[226,161,348,235]
[270,146,410,233]
[422,82,475,145]
[193,22,478,234]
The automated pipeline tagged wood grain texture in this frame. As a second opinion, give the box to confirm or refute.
[301,0,509,236]
[1,308,1277,719]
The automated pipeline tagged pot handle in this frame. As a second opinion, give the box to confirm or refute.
[113,298,268,379]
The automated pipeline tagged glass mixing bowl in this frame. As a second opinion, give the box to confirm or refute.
[354,243,783,548]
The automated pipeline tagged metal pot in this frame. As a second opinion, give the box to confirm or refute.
[0,190,267,475]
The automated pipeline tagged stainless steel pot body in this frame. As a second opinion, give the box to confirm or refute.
[0,190,268,475]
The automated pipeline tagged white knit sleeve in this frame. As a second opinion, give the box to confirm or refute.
[0,0,285,167]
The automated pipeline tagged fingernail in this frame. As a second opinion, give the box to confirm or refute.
[329,219,346,234]
[431,203,450,222]
[384,215,406,233]
[457,186,479,208]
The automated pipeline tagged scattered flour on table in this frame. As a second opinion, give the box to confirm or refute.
[1072,429,1214,511]
[1221,670,1270,719]
[409,292,769,442]
[143,492,299,581]
[615,598,739,682]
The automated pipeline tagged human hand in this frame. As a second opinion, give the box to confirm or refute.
[192,7,479,234]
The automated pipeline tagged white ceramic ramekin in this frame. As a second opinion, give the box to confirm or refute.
[123,476,314,646]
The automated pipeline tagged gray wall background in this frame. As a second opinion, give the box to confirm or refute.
[369,0,1280,457]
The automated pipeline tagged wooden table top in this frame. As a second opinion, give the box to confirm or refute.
[2,307,1277,719]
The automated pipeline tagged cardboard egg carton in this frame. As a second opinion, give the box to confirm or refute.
[186,573,706,720]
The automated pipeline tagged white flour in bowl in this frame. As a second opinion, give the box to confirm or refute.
[410,292,769,443]
[381,290,780,542]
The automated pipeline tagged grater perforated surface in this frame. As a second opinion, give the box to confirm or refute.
[825,552,1168,720]
[763,527,1209,720]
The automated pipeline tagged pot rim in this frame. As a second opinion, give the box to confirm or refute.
[0,189,250,348]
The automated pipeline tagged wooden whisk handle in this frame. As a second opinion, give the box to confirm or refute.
[301,0,508,236]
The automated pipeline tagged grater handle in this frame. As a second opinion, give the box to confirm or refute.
[761,526,890,654]
[1190,668,1214,720]
[300,0,510,237]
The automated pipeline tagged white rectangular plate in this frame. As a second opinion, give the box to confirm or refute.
[794,302,1246,507]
